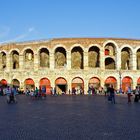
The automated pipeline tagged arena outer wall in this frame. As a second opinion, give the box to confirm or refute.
[0,38,140,94]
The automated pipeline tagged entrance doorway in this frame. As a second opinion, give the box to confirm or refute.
[89,77,100,89]
[55,77,67,94]
[24,78,35,90]
[72,77,84,94]
[122,76,133,92]
[40,78,51,94]
[105,77,117,89]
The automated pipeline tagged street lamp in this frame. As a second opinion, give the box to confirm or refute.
[119,69,122,94]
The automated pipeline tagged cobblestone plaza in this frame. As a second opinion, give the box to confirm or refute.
[0,95,140,140]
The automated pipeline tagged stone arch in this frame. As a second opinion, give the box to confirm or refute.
[105,57,115,69]
[9,48,20,55]
[52,44,67,52]
[70,44,85,52]
[0,51,6,70]
[37,46,51,54]
[21,47,35,55]
[39,78,51,94]
[71,46,84,69]
[11,50,19,69]
[24,78,35,90]
[104,43,116,56]
[122,76,133,92]
[89,77,100,89]
[55,47,66,68]
[11,79,20,88]
[24,49,34,69]
[71,77,84,94]
[88,46,100,67]
[121,47,132,70]
[105,76,117,89]
[103,40,118,49]
[55,77,67,94]
[39,48,50,67]
[136,48,140,70]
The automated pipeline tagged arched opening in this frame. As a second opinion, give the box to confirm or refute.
[137,77,140,86]
[55,77,67,94]
[71,77,84,94]
[137,49,140,70]
[0,52,6,69]
[39,78,51,94]
[88,46,100,67]
[24,49,34,69]
[11,79,20,88]
[89,77,100,89]
[39,48,49,67]
[121,47,132,70]
[104,43,116,56]
[105,77,117,89]
[0,79,7,87]
[105,58,115,69]
[24,78,35,90]
[11,50,19,69]
[71,47,84,69]
[55,47,66,68]
[122,76,133,92]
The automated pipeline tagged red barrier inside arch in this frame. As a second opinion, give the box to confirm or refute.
[0,79,7,86]
[105,77,117,89]
[40,78,51,94]
[25,78,35,89]
[55,78,67,85]
[122,77,132,92]
[137,77,140,84]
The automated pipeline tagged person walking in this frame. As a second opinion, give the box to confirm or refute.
[127,86,132,103]
[107,85,116,104]
[134,86,139,102]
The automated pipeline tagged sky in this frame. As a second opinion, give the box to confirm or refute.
[0,0,140,43]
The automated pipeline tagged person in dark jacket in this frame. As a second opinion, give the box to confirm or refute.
[107,84,116,104]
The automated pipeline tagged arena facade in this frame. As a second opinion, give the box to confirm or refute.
[0,38,140,94]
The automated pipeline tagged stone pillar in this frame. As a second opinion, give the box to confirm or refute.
[100,49,105,70]
[50,52,54,70]
[84,49,88,70]
[132,52,137,70]
[67,51,71,70]
[100,78,105,88]
[6,54,10,72]
[84,79,89,94]
[116,50,121,70]
[34,80,39,88]
[133,80,137,89]
[0,55,2,70]
[34,53,39,71]
[67,81,71,94]
[20,81,24,89]
[19,54,24,70]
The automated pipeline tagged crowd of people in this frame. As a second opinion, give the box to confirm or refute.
[1,84,140,104]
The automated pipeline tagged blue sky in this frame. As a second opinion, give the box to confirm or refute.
[0,0,140,43]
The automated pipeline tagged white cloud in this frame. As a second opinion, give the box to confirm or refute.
[28,27,35,32]
[0,27,36,44]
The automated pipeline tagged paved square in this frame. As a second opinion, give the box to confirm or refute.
[0,95,140,140]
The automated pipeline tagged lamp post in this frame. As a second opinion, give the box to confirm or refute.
[119,70,122,94]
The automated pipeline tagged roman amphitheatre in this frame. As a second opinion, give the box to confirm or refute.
[0,38,140,94]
